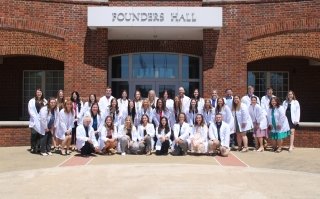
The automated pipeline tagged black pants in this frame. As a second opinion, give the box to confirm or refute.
[156,140,170,155]
[81,141,95,156]
[229,133,237,147]
[30,128,40,152]
[71,122,78,145]
[247,131,255,147]
[40,131,52,153]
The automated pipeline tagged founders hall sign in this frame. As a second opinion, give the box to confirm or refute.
[88,7,223,28]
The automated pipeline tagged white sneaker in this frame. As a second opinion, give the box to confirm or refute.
[41,153,48,156]
[121,152,126,156]
[47,152,53,156]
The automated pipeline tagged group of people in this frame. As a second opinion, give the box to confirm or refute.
[28,85,300,157]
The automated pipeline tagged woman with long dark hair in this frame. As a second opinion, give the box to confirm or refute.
[99,116,118,155]
[137,114,155,155]
[155,117,171,155]
[190,114,208,154]
[70,91,83,151]
[28,88,47,153]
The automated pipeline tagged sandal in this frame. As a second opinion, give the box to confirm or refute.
[241,147,248,153]
[275,148,282,153]
[257,148,264,152]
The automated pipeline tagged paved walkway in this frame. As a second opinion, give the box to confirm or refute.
[0,147,319,198]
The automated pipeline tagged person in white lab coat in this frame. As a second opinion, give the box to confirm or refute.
[171,113,190,156]
[241,85,260,107]
[153,98,173,128]
[124,100,138,127]
[282,91,301,152]
[215,97,235,148]
[192,88,205,113]
[89,103,104,149]
[186,98,201,126]
[98,87,115,117]
[76,115,99,156]
[155,117,171,155]
[56,99,75,155]
[70,91,83,151]
[208,113,231,157]
[39,97,59,156]
[148,89,158,109]
[137,99,154,124]
[106,98,123,128]
[209,89,219,108]
[118,116,140,155]
[28,88,47,153]
[178,87,191,114]
[203,99,215,126]
[261,87,276,112]
[249,96,268,152]
[137,114,155,155]
[56,89,65,111]
[268,97,291,153]
[117,90,129,114]
[134,90,143,115]
[173,96,182,124]
[99,116,118,155]
[79,94,97,122]
[223,88,233,110]
[189,114,208,154]
[232,95,253,152]
[163,90,174,113]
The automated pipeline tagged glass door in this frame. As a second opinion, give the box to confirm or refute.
[133,83,155,98]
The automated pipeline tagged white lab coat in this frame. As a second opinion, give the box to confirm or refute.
[223,96,233,110]
[216,105,235,134]
[155,127,172,148]
[137,123,155,139]
[249,104,268,130]
[172,122,190,146]
[232,103,253,133]
[241,94,260,107]
[89,113,105,132]
[196,98,205,113]
[267,106,290,133]
[261,95,276,112]
[203,108,215,125]
[78,102,92,123]
[189,125,208,152]
[180,95,191,114]
[39,106,59,135]
[72,101,84,125]
[105,109,123,127]
[99,125,118,150]
[76,124,99,150]
[208,121,231,148]
[28,98,47,133]
[117,99,129,113]
[282,100,300,124]
[165,99,174,113]
[56,109,75,140]
[134,100,143,114]
[118,125,140,142]
[98,96,115,116]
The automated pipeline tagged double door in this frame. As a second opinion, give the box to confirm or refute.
[132,82,177,99]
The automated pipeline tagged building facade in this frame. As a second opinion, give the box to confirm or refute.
[0,0,319,146]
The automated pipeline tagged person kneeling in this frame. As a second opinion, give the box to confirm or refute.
[208,113,231,157]
[171,113,190,156]
[76,116,99,156]
[155,117,171,155]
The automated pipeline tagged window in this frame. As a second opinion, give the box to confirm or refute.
[248,71,289,101]
[110,53,201,99]
[23,70,64,119]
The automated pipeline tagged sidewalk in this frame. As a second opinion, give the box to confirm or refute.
[0,147,319,198]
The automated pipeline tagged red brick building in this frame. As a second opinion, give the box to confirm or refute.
[0,0,319,147]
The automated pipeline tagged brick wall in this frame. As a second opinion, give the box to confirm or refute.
[1,125,318,148]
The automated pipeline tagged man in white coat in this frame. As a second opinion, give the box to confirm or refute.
[223,88,233,110]
[208,113,231,157]
[261,87,276,112]
[241,85,260,107]
[209,89,218,108]
[98,87,115,117]
[178,87,191,114]
[76,115,99,156]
